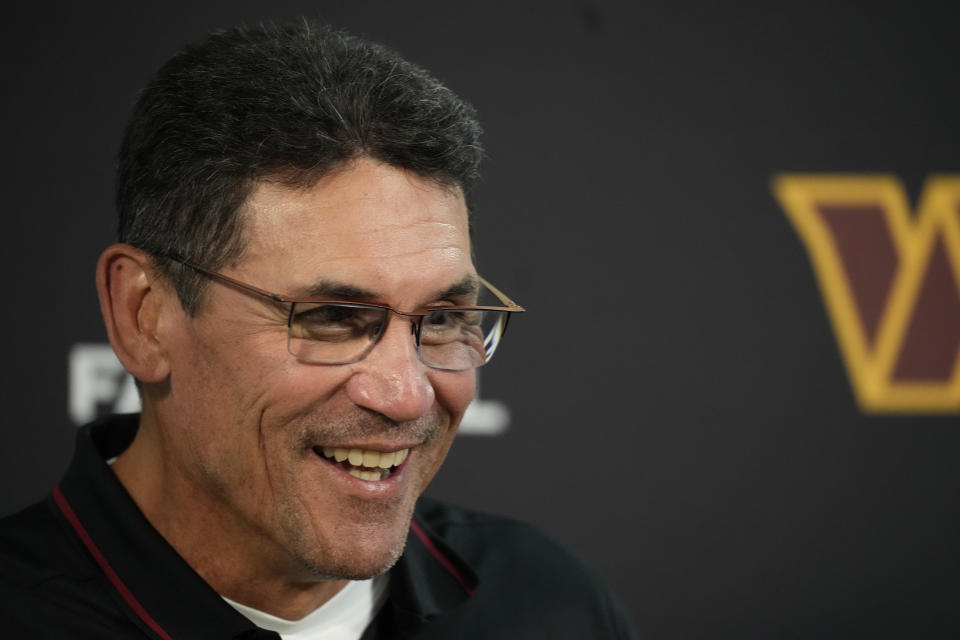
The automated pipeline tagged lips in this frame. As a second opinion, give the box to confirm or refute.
[313,446,410,481]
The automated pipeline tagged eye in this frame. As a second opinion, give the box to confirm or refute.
[298,304,355,324]
[421,309,483,341]
[291,304,383,342]
[426,309,463,327]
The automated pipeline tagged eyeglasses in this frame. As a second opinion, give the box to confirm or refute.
[162,256,524,371]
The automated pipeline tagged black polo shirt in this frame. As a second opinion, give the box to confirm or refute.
[0,415,636,639]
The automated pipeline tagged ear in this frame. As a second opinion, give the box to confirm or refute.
[96,244,173,384]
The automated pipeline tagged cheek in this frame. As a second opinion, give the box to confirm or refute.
[430,369,477,424]
[255,361,357,433]
[162,327,288,461]
[414,372,474,493]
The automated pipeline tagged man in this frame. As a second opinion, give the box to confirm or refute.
[0,22,635,638]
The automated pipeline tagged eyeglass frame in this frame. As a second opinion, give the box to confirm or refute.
[154,254,525,370]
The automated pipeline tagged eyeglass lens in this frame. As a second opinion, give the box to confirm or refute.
[287,303,509,370]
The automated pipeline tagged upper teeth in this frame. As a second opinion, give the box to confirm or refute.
[321,447,409,469]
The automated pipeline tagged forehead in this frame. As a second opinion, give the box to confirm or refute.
[237,158,473,299]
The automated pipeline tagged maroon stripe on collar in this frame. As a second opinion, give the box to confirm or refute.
[53,483,174,640]
[410,519,476,596]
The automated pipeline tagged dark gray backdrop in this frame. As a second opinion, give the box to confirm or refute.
[4,2,960,637]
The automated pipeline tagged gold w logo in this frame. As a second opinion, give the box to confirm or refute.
[773,175,960,413]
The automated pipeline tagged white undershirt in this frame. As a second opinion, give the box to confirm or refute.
[223,575,389,640]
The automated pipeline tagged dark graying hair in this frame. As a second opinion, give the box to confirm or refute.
[116,20,483,313]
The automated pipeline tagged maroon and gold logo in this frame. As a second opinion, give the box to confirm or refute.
[774,175,960,413]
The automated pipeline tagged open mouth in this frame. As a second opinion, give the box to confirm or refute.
[313,446,410,481]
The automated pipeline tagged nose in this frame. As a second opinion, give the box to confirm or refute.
[344,312,435,422]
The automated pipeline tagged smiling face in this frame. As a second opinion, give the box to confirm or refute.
[151,157,476,584]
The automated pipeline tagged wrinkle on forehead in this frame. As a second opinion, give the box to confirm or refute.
[317,226,466,261]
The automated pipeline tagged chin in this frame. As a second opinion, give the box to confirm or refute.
[297,529,409,581]
[279,501,414,582]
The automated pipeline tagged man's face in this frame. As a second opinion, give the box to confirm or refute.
[156,157,476,581]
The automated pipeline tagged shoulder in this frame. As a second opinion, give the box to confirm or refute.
[0,498,75,585]
[0,500,132,635]
[414,498,637,639]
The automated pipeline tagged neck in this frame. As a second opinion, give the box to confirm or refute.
[111,411,348,619]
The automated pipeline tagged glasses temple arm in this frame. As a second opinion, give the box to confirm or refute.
[479,276,525,311]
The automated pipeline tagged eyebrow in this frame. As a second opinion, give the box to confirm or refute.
[438,275,480,300]
[300,281,380,302]
[296,275,480,306]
